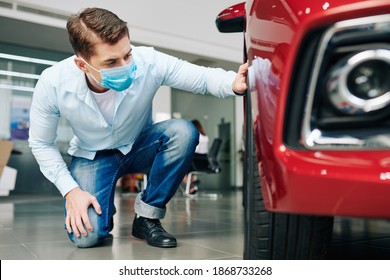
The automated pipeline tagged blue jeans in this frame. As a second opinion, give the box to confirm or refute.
[65,119,199,248]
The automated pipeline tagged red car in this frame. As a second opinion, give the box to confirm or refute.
[216,0,390,259]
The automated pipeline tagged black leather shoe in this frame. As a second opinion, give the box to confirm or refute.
[132,216,177,248]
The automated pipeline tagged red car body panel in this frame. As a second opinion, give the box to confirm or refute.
[244,0,390,218]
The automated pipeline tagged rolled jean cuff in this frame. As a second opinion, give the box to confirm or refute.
[135,192,166,219]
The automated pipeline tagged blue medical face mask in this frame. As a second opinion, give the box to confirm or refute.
[83,58,137,91]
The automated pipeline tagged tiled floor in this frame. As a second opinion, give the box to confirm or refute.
[0,189,244,260]
[329,216,390,259]
[0,189,389,260]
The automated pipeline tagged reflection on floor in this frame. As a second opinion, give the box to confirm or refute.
[0,190,389,260]
[329,217,390,259]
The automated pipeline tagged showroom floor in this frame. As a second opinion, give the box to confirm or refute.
[0,189,389,260]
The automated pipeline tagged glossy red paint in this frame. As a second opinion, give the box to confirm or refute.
[244,0,390,218]
[216,2,246,23]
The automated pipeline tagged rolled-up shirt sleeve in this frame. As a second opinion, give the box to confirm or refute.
[28,76,78,197]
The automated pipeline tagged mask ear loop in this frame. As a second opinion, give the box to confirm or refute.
[80,57,105,87]
[80,57,100,72]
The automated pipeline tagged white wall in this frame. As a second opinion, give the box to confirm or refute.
[2,0,243,63]
[234,94,244,187]
[152,86,171,122]
[0,85,11,139]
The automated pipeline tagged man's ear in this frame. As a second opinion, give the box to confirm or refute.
[74,56,88,73]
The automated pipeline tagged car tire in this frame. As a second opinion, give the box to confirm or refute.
[243,95,334,260]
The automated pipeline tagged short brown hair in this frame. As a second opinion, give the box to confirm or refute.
[66,7,129,60]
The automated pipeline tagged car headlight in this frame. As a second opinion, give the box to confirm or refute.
[327,49,390,115]
[285,14,390,150]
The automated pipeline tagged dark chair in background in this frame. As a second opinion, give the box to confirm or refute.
[184,138,223,195]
